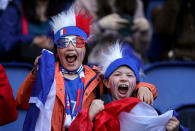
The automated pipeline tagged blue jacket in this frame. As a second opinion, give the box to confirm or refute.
[0,0,34,55]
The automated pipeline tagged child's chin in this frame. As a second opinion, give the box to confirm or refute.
[118,94,128,99]
[66,66,78,71]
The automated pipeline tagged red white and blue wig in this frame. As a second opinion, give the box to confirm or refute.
[50,5,92,44]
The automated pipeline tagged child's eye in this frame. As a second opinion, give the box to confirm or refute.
[114,73,120,76]
[127,74,133,77]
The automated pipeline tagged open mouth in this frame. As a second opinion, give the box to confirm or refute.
[118,84,129,95]
[66,54,77,63]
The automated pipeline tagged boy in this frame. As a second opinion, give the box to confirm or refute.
[69,42,181,131]
[16,6,157,131]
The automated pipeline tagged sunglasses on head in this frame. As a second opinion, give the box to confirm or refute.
[57,36,86,48]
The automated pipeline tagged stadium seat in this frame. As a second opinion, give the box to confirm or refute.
[0,62,33,131]
[142,61,195,130]
[143,61,195,113]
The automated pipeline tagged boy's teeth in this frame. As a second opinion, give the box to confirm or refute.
[120,84,128,88]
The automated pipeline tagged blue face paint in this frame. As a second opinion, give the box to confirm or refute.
[111,80,116,89]
[80,51,83,60]
[130,80,134,91]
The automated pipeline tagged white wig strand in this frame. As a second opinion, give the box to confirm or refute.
[50,5,76,34]
[98,41,123,75]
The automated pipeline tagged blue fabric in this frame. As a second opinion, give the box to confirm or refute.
[54,26,88,44]
[104,58,140,82]
[30,50,55,103]
[23,104,39,131]
[23,49,55,131]
[0,0,35,55]
[64,76,84,119]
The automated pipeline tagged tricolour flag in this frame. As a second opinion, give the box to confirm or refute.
[23,49,56,131]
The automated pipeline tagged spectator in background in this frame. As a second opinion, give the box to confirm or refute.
[0,64,18,126]
[76,0,152,60]
[151,0,195,61]
[0,0,73,64]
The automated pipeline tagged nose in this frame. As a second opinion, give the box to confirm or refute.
[120,74,128,82]
[66,41,75,49]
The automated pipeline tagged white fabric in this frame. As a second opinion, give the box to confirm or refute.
[34,80,56,131]
[119,102,173,131]
[29,97,44,110]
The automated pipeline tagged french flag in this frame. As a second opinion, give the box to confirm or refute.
[23,49,56,131]
[60,28,66,36]
[69,97,176,131]
[94,98,173,131]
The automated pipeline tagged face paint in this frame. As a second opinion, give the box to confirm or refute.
[109,78,117,89]
[80,51,83,60]
[112,81,117,89]
[130,80,134,90]
[108,66,137,101]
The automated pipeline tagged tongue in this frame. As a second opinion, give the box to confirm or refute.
[67,57,75,63]
[118,88,128,94]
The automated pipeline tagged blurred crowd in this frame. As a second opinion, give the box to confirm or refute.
[0,0,194,65]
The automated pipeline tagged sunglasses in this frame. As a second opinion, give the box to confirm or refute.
[57,36,86,48]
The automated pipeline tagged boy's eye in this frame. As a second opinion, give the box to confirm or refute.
[127,74,133,77]
[114,73,120,76]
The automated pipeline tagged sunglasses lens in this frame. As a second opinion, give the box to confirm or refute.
[57,36,86,48]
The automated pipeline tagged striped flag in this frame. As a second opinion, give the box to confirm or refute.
[23,49,56,131]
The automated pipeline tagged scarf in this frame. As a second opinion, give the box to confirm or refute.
[60,64,85,128]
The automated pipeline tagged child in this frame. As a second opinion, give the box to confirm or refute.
[16,5,157,131]
[69,42,182,131]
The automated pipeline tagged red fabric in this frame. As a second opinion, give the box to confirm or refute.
[0,64,18,126]
[94,97,141,131]
[69,108,93,131]
[69,97,140,131]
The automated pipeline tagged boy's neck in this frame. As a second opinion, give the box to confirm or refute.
[63,73,79,80]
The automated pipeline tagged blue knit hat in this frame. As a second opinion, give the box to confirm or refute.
[104,57,140,82]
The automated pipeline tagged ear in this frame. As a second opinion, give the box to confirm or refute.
[103,79,110,89]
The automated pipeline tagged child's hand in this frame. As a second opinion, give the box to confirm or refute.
[166,117,180,131]
[32,55,41,75]
[89,99,104,121]
[137,86,153,105]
